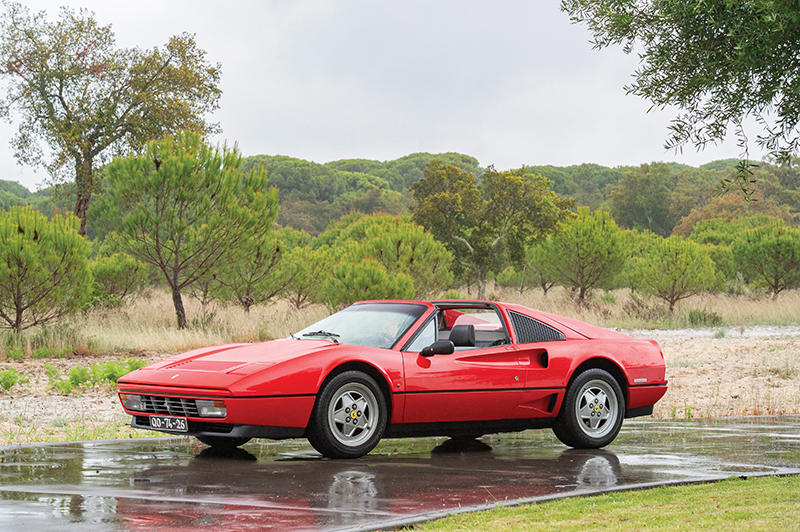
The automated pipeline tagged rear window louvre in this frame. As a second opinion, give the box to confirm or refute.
[509,311,566,343]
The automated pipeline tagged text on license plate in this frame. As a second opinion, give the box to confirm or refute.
[149,415,188,432]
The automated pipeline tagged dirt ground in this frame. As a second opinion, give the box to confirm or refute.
[640,326,800,419]
[0,327,798,444]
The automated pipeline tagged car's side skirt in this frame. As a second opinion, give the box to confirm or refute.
[385,417,554,438]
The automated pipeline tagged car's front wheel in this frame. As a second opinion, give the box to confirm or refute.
[307,370,387,458]
[553,368,625,449]
[195,435,251,449]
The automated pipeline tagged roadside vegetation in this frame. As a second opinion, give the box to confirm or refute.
[418,475,800,531]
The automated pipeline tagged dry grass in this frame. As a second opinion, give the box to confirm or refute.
[2,285,800,357]
[480,285,800,329]
[2,289,330,357]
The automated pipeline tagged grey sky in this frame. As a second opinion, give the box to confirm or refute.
[2,0,759,191]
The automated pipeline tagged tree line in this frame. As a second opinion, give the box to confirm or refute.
[2,132,800,333]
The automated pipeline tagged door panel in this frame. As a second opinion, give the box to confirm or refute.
[401,345,526,423]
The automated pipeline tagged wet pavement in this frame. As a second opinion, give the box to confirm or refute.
[1,416,799,531]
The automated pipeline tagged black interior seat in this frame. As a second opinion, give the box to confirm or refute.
[449,324,475,347]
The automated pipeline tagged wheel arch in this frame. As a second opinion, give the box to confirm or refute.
[566,356,628,403]
[313,361,394,426]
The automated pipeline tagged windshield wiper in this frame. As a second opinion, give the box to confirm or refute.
[301,330,340,343]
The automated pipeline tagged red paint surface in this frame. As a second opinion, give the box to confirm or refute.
[117,300,667,434]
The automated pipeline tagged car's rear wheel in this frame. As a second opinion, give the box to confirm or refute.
[553,368,625,449]
[307,370,387,459]
[195,435,251,449]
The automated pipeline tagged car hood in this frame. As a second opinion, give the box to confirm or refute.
[118,338,339,390]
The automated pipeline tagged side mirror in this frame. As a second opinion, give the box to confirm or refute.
[420,340,455,357]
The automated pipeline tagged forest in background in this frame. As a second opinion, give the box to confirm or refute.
[4,152,799,238]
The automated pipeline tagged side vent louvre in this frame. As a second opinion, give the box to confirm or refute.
[509,311,566,343]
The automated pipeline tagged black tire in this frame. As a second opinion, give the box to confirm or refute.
[195,435,251,449]
[552,368,625,449]
[307,370,388,459]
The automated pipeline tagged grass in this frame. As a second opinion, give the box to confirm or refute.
[1,286,800,360]
[43,358,147,395]
[0,419,162,444]
[417,475,800,531]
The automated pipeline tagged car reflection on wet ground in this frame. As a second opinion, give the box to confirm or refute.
[0,416,799,531]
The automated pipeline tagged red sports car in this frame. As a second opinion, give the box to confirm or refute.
[117,300,667,458]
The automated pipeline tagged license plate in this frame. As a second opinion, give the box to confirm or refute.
[149,415,188,432]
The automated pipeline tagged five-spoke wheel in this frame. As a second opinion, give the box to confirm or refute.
[553,368,625,449]
[307,370,387,458]
[327,382,380,447]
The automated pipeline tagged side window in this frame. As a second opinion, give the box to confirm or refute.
[509,311,565,343]
[404,318,437,352]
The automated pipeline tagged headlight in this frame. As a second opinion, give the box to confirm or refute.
[120,393,145,411]
[196,399,227,418]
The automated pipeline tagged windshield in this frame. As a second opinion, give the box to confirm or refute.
[294,303,427,349]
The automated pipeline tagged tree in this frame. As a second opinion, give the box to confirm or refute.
[282,245,333,310]
[89,252,148,306]
[0,3,221,234]
[93,131,278,329]
[606,163,676,236]
[672,189,795,236]
[631,236,716,312]
[214,227,309,312]
[537,207,627,302]
[320,213,454,297]
[496,244,557,296]
[732,222,800,299]
[562,1,800,189]
[0,206,91,332]
[321,258,414,309]
[412,162,572,299]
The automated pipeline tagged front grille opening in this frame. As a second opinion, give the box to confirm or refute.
[133,395,200,417]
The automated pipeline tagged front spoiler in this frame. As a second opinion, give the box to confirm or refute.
[130,415,305,440]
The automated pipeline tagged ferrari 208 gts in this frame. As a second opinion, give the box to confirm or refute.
[117,300,667,458]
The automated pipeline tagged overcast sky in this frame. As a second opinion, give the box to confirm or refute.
[2,0,761,191]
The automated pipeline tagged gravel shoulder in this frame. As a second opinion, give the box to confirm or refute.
[1,327,799,444]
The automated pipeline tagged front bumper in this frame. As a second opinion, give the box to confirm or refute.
[130,415,305,439]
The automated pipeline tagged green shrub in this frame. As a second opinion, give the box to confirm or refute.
[69,366,91,386]
[53,380,73,395]
[442,289,462,299]
[0,369,26,391]
[44,363,60,382]
[688,309,723,327]
[599,292,617,304]
[7,345,24,361]
[31,348,51,359]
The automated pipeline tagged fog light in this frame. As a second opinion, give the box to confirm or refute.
[196,399,226,418]
[120,393,145,411]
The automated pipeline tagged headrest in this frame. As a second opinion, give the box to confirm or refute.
[449,324,475,347]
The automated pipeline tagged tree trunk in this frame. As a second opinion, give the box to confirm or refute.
[541,281,550,296]
[518,264,527,296]
[74,156,94,236]
[171,285,187,329]
[476,268,487,299]
[578,285,586,303]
